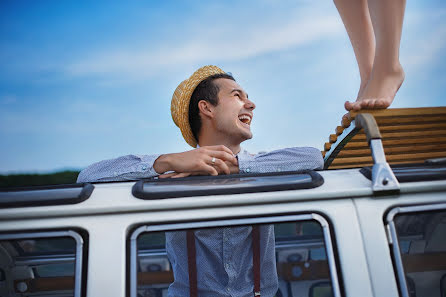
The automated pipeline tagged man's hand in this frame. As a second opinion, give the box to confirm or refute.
[154,145,238,178]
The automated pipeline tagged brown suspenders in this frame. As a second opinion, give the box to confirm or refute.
[187,230,198,297]
[186,226,261,297]
[252,225,261,297]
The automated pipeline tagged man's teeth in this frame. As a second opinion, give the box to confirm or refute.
[238,115,251,124]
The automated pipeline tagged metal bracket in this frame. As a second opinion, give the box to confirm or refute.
[355,113,400,194]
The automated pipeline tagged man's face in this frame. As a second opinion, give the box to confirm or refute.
[211,78,256,143]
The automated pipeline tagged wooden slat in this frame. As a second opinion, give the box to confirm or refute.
[326,134,446,153]
[350,130,446,141]
[375,116,446,126]
[329,134,337,143]
[328,158,439,169]
[376,122,446,132]
[342,116,352,128]
[350,107,446,118]
[336,144,446,158]
[324,142,332,151]
[343,136,446,149]
[336,126,344,135]
[330,151,446,166]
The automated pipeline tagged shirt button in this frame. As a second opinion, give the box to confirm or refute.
[245,168,250,173]
[113,171,118,176]
[142,165,147,170]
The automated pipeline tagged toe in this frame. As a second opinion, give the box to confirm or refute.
[352,101,362,111]
[367,99,377,109]
[344,100,354,111]
[360,99,374,110]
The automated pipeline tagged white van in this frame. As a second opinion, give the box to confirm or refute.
[1,109,445,297]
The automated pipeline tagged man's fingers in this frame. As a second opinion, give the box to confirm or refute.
[204,164,219,176]
[209,151,237,165]
[210,157,231,175]
[158,172,177,179]
[207,145,235,156]
[171,172,192,178]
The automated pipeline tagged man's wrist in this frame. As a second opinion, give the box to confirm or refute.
[153,154,172,174]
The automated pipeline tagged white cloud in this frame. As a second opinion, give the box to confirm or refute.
[65,14,343,78]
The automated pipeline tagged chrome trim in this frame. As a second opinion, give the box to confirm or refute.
[130,225,147,297]
[138,250,167,257]
[385,203,446,297]
[387,219,409,297]
[130,213,341,297]
[312,213,342,297]
[0,230,84,297]
[68,230,83,297]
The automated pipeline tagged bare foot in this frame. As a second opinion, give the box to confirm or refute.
[345,63,405,111]
[340,79,368,127]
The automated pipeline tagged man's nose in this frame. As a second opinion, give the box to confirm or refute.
[245,98,256,110]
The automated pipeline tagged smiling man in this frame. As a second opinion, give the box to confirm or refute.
[77,65,323,297]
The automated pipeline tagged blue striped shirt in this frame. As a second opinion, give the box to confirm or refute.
[77,147,323,297]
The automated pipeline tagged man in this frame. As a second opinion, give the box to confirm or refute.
[77,65,323,296]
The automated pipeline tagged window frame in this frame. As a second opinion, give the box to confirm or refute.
[386,202,446,297]
[0,230,84,297]
[129,213,341,297]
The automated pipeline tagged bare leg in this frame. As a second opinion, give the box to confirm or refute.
[345,0,406,110]
[334,0,375,99]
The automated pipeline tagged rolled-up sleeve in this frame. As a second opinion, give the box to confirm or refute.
[237,147,323,174]
[77,154,161,183]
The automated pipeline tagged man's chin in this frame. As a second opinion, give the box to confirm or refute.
[242,131,253,141]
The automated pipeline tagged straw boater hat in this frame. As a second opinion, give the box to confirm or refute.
[171,65,226,147]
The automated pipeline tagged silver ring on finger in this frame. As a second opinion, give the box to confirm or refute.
[211,157,216,165]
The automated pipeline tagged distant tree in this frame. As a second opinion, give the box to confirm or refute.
[0,171,80,188]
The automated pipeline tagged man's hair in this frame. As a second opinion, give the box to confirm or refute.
[188,73,235,142]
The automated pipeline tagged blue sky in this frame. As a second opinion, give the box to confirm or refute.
[1,0,445,174]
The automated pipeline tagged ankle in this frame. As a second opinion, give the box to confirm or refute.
[373,61,404,79]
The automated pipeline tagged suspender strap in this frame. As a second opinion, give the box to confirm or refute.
[186,227,261,297]
[252,225,261,297]
[187,230,198,297]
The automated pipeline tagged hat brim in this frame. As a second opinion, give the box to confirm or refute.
[171,65,226,147]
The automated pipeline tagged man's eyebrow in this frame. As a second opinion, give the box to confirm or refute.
[231,89,249,98]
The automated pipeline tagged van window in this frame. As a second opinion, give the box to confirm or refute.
[0,231,84,297]
[387,205,446,297]
[130,214,341,297]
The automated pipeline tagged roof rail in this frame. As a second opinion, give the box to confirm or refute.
[355,113,400,193]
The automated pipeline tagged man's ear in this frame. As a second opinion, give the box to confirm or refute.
[198,100,214,119]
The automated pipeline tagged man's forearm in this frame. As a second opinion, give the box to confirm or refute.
[77,154,161,183]
[237,147,323,174]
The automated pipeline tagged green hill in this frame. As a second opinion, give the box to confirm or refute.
[0,171,80,188]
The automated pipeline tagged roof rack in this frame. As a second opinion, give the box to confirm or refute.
[323,107,446,170]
